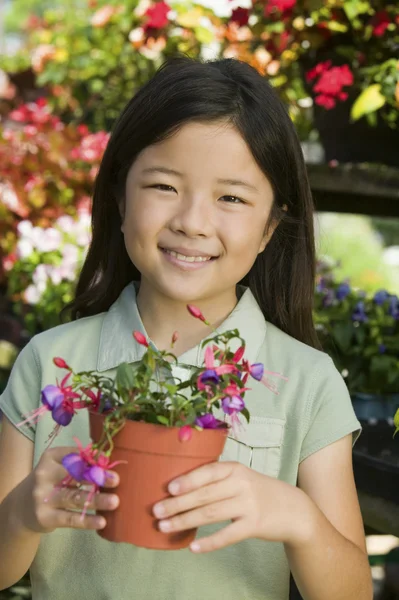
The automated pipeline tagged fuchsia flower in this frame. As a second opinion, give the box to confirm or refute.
[197,345,237,391]
[195,413,224,429]
[178,425,193,442]
[53,357,70,370]
[60,439,124,518]
[133,331,149,347]
[18,371,84,445]
[144,1,171,30]
[187,304,207,322]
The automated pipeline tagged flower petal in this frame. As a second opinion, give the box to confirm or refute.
[62,453,88,481]
[41,385,64,409]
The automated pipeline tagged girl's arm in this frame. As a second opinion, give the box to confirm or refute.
[286,434,373,600]
[0,418,40,590]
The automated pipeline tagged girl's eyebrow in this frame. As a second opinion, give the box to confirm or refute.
[141,166,258,192]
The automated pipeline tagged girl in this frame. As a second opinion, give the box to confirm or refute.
[0,56,372,600]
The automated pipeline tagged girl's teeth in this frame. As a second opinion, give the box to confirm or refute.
[166,250,211,263]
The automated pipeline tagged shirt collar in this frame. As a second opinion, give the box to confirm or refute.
[96,282,267,372]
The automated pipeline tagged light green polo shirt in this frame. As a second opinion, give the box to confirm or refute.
[0,282,361,600]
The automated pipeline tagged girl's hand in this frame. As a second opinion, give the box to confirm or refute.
[152,461,312,553]
[21,446,120,534]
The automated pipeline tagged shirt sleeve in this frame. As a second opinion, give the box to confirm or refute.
[0,340,41,441]
[299,355,362,463]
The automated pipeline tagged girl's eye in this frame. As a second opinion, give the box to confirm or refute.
[151,184,176,192]
[220,195,245,204]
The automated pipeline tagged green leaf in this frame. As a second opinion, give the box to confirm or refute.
[156,415,169,426]
[241,407,250,424]
[115,362,136,390]
[343,0,370,20]
[351,85,386,121]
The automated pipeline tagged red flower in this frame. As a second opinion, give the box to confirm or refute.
[53,357,71,370]
[314,65,353,97]
[178,425,192,442]
[231,7,250,27]
[264,0,296,16]
[144,1,171,30]
[133,331,149,347]
[309,64,353,110]
[315,94,336,110]
[371,10,390,37]
[306,61,332,83]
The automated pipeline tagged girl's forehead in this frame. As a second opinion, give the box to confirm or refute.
[130,122,267,184]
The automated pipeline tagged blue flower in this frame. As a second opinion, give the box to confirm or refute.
[378,344,386,354]
[373,290,389,305]
[322,290,335,308]
[336,283,351,301]
[388,296,399,320]
[352,301,368,323]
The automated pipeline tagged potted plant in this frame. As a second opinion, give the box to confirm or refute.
[314,260,399,421]
[18,304,286,550]
[220,1,399,164]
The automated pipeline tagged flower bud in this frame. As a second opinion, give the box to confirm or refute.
[133,331,149,347]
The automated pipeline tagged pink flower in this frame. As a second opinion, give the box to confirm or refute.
[178,425,192,442]
[187,304,206,322]
[306,61,332,83]
[53,357,70,369]
[133,331,149,347]
[144,1,171,30]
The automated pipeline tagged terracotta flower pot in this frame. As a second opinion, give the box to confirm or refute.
[89,411,228,550]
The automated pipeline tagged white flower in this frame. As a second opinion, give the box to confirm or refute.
[134,0,151,17]
[17,220,34,237]
[32,264,49,287]
[16,239,34,259]
[35,228,62,253]
[23,284,42,305]
[48,266,63,285]
[62,243,79,265]
[56,215,76,234]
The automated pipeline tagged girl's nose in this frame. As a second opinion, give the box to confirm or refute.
[168,196,214,238]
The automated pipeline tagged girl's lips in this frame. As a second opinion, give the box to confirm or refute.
[160,247,217,271]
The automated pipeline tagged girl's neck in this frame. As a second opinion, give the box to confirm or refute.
[136,281,238,356]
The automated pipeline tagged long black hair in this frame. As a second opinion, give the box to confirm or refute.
[62,55,320,349]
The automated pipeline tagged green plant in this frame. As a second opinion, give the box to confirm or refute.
[314,260,399,396]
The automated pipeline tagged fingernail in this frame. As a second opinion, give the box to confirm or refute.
[190,542,201,552]
[168,481,180,494]
[153,503,165,517]
[159,520,171,532]
[108,495,119,508]
[97,518,106,529]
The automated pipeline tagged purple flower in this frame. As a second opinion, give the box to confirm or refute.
[195,413,222,429]
[249,363,264,381]
[322,289,335,308]
[198,369,220,386]
[336,283,351,301]
[352,301,368,323]
[378,344,386,354]
[373,290,389,305]
[222,395,245,415]
[51,397,74,426]
[62,453,88,481]
[83,465,107,487]
[41,385,64,409]
[388,296,399,319]
[316,277,327,293]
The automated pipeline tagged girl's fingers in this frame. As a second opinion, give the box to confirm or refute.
[153,478,237,519]
[189,519,249,554]
[47,486,119,512]
[158,498,241,534]
[168,462,235,496]
[53,509,106,530]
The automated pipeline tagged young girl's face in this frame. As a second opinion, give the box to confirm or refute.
[122,121,275,305]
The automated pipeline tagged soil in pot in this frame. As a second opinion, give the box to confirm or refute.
[89,411,228,550]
